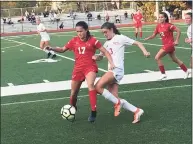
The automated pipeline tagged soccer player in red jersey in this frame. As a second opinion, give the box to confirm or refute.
[133,9,143,39]
[145,12,190,80]
[47,21,115,122]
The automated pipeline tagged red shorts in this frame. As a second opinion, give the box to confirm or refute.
[134,22,142,28]
[72,65,98,81]
[162,43,175,53]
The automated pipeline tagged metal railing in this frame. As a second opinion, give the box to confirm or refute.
[1,15,132,33]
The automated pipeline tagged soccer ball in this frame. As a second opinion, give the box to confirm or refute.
[61,105,76,122]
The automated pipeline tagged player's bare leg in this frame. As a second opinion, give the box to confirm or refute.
[139,27,142,39]
[168,52,190,79]
[95,72,121,117]
[190,57,192,69]
[108,83,119,98]
[85,71,97,122]
[70,80,83,110]
[44,41,56,59]
[40,41,51,58]
[135,27,138,39]
[155,49,167,80]
[108,84,144,123]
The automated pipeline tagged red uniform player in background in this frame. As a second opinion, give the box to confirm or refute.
[47,21,115,122]
[145,12,190,80]
[133,9,143,39]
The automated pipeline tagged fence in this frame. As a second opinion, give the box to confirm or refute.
[1,2,133,17]
[1,15,133,34]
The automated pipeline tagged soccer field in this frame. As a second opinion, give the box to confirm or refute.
[1,24,192,144]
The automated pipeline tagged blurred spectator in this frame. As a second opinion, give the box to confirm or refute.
[106,13,109,22]
[2,18,6,23]
[87,12,92,21]
[124,11,128,19]
[97,14,101,20]
[59,22,64,29]
[115,15,120,23]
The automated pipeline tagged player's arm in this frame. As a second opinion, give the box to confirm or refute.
[144,32,157,40]
[132,41,150,57]
[185,37,192,44]
[47,46,69,53]
[144,26,158,40]
[98,46,115,69]
[172,26,181,45]
[92,52,104,61]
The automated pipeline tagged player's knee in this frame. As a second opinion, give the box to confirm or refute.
[95,85,103,94]
[87,83,95,91]
[155,56,159,61]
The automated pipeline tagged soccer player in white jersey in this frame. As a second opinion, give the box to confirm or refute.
[93,22,150,123]
[36,18,56,59]
[184,12,192,68]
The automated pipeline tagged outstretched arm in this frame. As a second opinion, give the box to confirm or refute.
[47,46,69,53]
[132,41,150,57]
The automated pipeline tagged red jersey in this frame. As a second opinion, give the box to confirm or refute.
[154,23,176,45]
[133,13,143,22]
[65,36,102,69]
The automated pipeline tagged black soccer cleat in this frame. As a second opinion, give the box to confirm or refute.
[47,52,52,58]
[52,54,57,59]
[88,111,97,123]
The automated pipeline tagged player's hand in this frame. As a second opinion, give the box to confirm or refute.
[173,41,179,46]
[185,38,192,43]
[92,55,97,61]
[45,46,52,51]
[144,37,149,41]
[143,51,150,57]
[109,63,116,70]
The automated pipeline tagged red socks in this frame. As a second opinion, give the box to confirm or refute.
[140,32,142,38]
[180,64,187,72]
[159,65,165,74]
[89,90,97,111]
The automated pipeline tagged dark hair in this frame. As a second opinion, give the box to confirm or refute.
[160,12,169,23]
[186,12,192,19]
[75,21,91,40]
[101,22,121,35]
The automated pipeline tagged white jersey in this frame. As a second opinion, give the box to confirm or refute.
[187,24,192,39]
[37,23,50,41]
[187,24,192,51]
[102,34,135,71]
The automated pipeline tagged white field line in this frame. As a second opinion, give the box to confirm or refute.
[2,38,108,73]
[1,84,191,106]
[1,44,23,49]
[43,80,50,83]
[1,69,192,97]
[7,83,14,86]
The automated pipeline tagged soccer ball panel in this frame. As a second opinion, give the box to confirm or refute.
[61,105,76,121]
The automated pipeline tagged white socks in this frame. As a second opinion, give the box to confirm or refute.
[101,89,138,113]
[50,50,55,55]
[102,89,119,104]
[120,99,137,113]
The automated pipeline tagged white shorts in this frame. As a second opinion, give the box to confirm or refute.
[109,67,124,84]
[41,36,50,42]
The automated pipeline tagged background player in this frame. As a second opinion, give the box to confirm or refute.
[184,12,192,68]
[144,12,190,80]
[36,17,56,59]
[93,22,150,123]
[133,9,143,39]
[47,21,115,122]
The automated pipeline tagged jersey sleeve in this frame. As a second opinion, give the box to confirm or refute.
[93,37,102,49]
[64,38,75,51]
[121,35,135,46]
[169,24,177,31]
